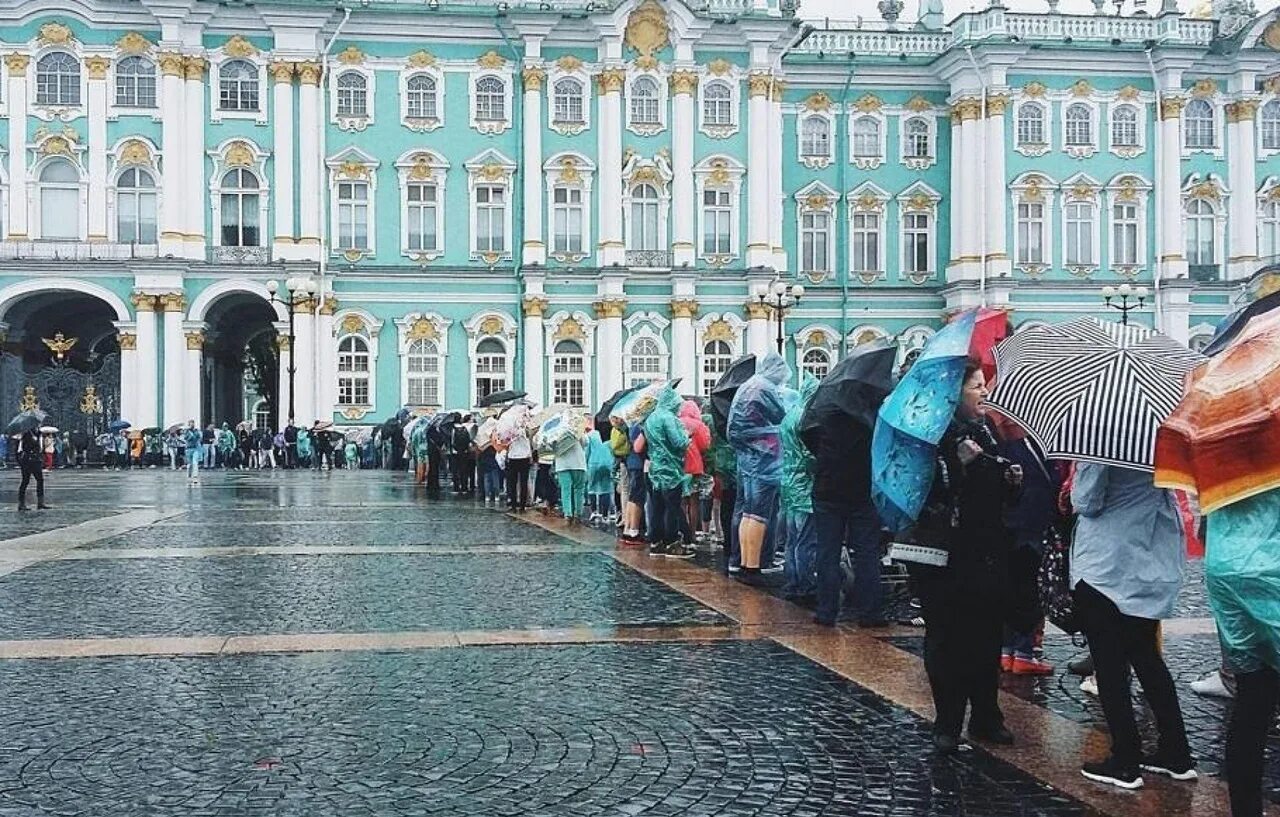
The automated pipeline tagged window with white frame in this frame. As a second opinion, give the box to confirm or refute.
[1260,199,1280,259]
[630,76,660,126]
[1112,201,1139,265]
[801,210,831,275]
[853,116,880,158]
[629,184,660,251]
[1110,104,1138,148]
[474,337,507,404]
[800,115,831,158]
[337,335,371,406]
[701,340,732,397]
[474,76,505,121]
[219,168,260,247]
[475,185,507,254]
[1016,102,1046,146]
[1064,103,1093,147]
[626,336,663,387]
[551,340,586,407]
[1184,98,1216,149]
[336,71,368,117]
[406,181,438,252]
[552,78,585,124]
[1186,199,1216,266]
[703,81,732,126]
[1016,201,1045,264]
[36,52,80,107]
[903,211,931,277]
[116,167,157,244]
[405,338,442,407]
[252,400,271,430]
[115,56,156,108]
[218,60,259,111]
[336,180,370,250]
[801,348,831,381]
[1065,201,1095,266]
[851,212,880,275]
[702,188,732,255]
[406,74,438,120]
[38,159,80,240]
[902,117,930,159]
[552,186,584,255]
[1262,100,1280,151]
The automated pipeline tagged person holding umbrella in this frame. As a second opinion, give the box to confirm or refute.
[16,426,49,510]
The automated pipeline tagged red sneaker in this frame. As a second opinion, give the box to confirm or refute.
[1000,654,1014,672]
[1011,657,1055,675]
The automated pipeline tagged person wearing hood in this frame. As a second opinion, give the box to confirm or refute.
[780,374,819,602]
[727,352,793,577]
[677,400,712,546]
[553,427,588,524]
[585,429,616,525]
[642,387,693,558]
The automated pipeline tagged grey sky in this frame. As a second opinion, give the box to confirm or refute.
[798,0,1279,24]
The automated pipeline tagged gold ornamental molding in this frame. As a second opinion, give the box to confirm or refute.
[986,94,1009,116]
[706,58,733,77]
[747,72,772,98]
[340,314,366,334]
[39,135,72,157]
[118,139,151,167]
[592,299,627,320]
[555,55,585,72]
[37,22,74,47]
[157,52,183,77]
[555,156,583,185]
[770,78,785,100]
[1020,175,1047,203]
[1160,95,1186,120]
[1116,84,1141,102]
[337,160,370,180]
[318,296,339,317]
[476,162,510,182]
[1066,182,1097,201]
[669,299,699,319]
[117,331,138,351]
[296,62,321,85]
[950,97,982,122]
[275,334,292,351]
[849,93,878,113]
[159,292,186,312]
[479,316,506,336]
[183,56,207,81]
[224,141,256,168]
[705,158,732,187]
[904,192,935,212]
[744,302,770,320]
[1190,78,1218,98]
[407,152,436,181]
[634,55,659,72]
[668,70,697,96]
[802,193,833,211]
[1187,179,1222,202]
[3,53,29,73]
[1226,99,1259,122]
[521,66,546,91]
[406,317,439,341]
[116,32,151,55]
[853,192,884,212]
[477,50,506,70]
[905,94,933,112]
[553,316,586,342]
[336,45,365,65]
[597,68,626,94]
[269,61,295,83]
[1022,81,1047,98]
[1069,79,1093,98]
[84,56,111,81]
[703,318,735,343]
[407,50,437,69]
[624,0,669,60]
[222,35,257,58]
[522,296,548,318]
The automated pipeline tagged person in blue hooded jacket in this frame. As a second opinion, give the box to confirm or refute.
[727,352,794,577]
[642,386,692,558]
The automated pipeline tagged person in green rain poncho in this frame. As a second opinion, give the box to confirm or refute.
[584,429,616,525]
[410,421,430,484]
[641,386,691,558]
[780,374,819,601]
[295,427,312,468]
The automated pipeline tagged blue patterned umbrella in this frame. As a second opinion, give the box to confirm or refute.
[871,311,977,534]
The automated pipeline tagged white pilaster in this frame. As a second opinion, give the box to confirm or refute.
[160,295,187,426]
[670,278,697,388]
[317,295,337,421]
[5,54,30,240]
[954,102,982,280]
[292,304,316,424]
[131,294,160,428]
[183,323,205,425]
[522,64,547,266]
[1158,95,1189,280]
[746,303,771,358]
[115,322,140,425]
[183,56,207,259]
[670,69,697,267]
[157,52,185,256]
[270,62,297,259]
[985,94,1011,279]
[768,78,785,271]
[521,295,547,407]
[297,62,322,260]
[746,71,772,269]
[274,325,294,424]
[1227,98,1259,280]
[86,56,110,241]
[596,64,625,267]
[947,109,962,281]
[594,298,625,401]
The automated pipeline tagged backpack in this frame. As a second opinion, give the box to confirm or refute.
[1036,516,1079,634]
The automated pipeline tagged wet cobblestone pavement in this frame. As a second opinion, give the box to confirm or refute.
[86,520,576,549]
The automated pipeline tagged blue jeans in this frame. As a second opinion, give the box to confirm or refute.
[648,483,683,545]
[186,448,201,478]
[813,499,883,624]
[481,467,503,501]
[783,511,818,596]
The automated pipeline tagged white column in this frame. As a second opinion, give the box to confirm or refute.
[183,324,205,424]
[160,294,187,426]
[985,95,1011,279]
[292,302,315,424]
[947,107,962,280]
[746,71,772,269]
[131,294,160,428]
[1158,95,1189,281]
[5,54,30,240]
[955,101,982,279]
[274,327,294,425]
[596,66,625,267]
[594,298,625,400]
[768,78,785,270]
[115,323,140,424]
[746,303,771,358]
[86,56,110,241]
[669,298,697,388]
[317,295,337,422]
[521,296,546,406]
[157,52,185,255]
[670,69,697,267]
[1227,98,1259,280]
[522,65,547,266]
[297,62,322,260]
[270,62,296,259]
[183,56,207,259]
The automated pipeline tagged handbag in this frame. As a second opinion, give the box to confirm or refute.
[1036,517,1079,634]
[888,542,949,567]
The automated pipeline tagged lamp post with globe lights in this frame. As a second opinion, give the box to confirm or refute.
[1101,283,1149,326]
[265,277,317,424]
[752,280,805,356]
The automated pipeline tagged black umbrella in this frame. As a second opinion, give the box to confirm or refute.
[1202,289,1280,357]
[798,339,897,455]
[709,354,756,437]
[477,389,527,407]
[5,409,47,436]
[594,385,643,436]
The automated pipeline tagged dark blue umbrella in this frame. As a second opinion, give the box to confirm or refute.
[1203,290,1280,357]
[6,409,47,436]
[108,419,131,432]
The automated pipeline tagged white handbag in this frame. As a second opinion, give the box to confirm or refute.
[888,542,949,567]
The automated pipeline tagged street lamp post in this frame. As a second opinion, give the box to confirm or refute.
[752,280,805,355]
[265,277,317,424]
[1101,283,1149,326]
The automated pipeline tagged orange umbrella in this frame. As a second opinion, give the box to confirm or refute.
[1155,311,1280,513]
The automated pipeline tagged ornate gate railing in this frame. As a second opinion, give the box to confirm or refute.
[0,352,121,462]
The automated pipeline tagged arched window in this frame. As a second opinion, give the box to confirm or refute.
[475,76,505,121]
[1111,104,1138,148]
[252,400,272,431]
[703,81,732,126]
[1016,102,1045,146]
[36,52,80,106]
[219,168,260,247]
[116,167,157,244]
[626,336,663,387]
[701,339,732,397]
[551,339,586,407]
[552,77,584,124]
[1186,199,1216,267]
[1259,199,1280,259]
[218,60,259,111]
[474,337,507,405]
[336,71,367,117]
[1064,103,1092,146]
[1184,98,1215,149]
[406,74,437,120]
[801,348,831,381]
[852,116,880,158]
[337,335,371,406]
[800,116,830,158]
[115,56,156,108]
[1262,100,1280,151]
[38,159,80,239]
[630,76,660,125]
[903,117,930,159]
[629,183,660,251]
[406,338,441,407]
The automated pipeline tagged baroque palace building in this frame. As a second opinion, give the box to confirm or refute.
[0,0,1277,432]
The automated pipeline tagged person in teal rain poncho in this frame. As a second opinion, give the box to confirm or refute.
[780,374,819,600]
[410,421,430,484]
[642,386,692,557]
[296,427,312,468]
[584,429,616,524]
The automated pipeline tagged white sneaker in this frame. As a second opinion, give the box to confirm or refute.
[1080,675,1099,696]
[1190,671,1234,699]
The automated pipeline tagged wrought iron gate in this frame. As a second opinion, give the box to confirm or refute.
[0,352,121,458]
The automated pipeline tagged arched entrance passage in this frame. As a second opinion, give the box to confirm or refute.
[199,293,280,427]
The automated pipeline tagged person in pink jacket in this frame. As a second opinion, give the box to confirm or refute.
[678,400,712,546]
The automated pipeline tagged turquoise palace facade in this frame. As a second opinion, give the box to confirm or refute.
[0,0,1276,432]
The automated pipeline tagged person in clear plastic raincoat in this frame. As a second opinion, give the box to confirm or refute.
[642,386,691,555]
[584,429,616,524]
[727,352,794,573]
[780,373,819,599]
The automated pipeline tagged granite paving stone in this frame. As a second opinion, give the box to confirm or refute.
[87,520,575,548]
[0,509,118,540]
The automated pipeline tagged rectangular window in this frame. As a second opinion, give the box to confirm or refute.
[702,189,732,255]
[552,186,584,254]
[474,355,507,405]
[552,355,585,406]
[1016,202,1044,265]
[801,211,831,274]
[407,183,438,252]
[476,185,507,254]
[407,361,440,406]
[1112,202,1139,266]
[1065,202,1094,266]
[116,75,156,108]
[337,181,369,250]
[904,212,931,274]
[851,212,879,274]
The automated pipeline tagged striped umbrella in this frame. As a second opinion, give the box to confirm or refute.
[986,317,1205,471]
